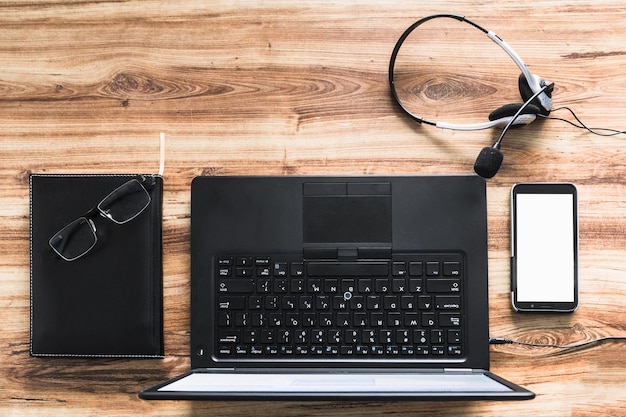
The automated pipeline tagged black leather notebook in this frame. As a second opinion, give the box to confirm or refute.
[30,174,164,358]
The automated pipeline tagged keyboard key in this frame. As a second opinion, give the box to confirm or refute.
[371,312,384,326]
[218,330,240,344]
[236,267,253,277]
[235,312,249,326]
[256,266,271,277]
[443,261,461,276]
[426,262,440,276]
[325,346,339,355]
[255,257,270,266]
[341,279,356,293]
[414,330,428,344]
[416,346,429,355]
[217,256,234,266]
[448,345,463,355]
[409,261,423,276]
[249,295,263,309]
[366,295,381,310]
[375,279,389,293]
[431,330,444,344]
[409,278,423,293]
[418,295,433,310]
[358,279,373,293]
[436,295,461,310]
[218,296,245,310]
[448,329,462,344]
[273,279,287,293]
[397,330,410,344]
[282,296,296,310]
[218,312,231,326]
[308,279,322,293]
[236,257,253,267]
[345,330,359,343]
[384,296,398,310]
[324,279,339,293]
[391,278,406,293]
[273,262,288,277]
[291,279,304,293]
[251,312,266,326]
[422,313,436,326]
[303,313,316,327]
[337,313,351,327]
[350,296,365,310]
[392,262,407,276]
[257,280,270,293]
[290,262,304,277]
[328,330,342,344]
[261,330,275,343]
[431,346,445,355]
[426,279,461,293]
[404,313,419,327]
[244,330,259,343]
[218,279,254,293]
[307,261,389,277]
[387,313,401,327]
[439,313,461,327]
[265,296,278,309]
[400,295,415,310]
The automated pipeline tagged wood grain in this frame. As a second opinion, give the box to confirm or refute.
[2,1,626,415]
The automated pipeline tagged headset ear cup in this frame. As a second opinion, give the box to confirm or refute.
[518,74,535,102]
[518,74,551,116]
[489,103,541,122]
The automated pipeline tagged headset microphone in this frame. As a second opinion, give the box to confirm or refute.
[474,145,504,179]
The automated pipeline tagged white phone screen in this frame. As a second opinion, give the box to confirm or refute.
[515,193,575,303]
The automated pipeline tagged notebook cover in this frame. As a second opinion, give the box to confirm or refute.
[30,174,164,358]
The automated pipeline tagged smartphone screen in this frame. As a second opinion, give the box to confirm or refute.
[511,183,578,312]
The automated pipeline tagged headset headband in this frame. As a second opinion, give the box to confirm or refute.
[388,14,552,130]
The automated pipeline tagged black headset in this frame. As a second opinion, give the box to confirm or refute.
[389,14,555,178]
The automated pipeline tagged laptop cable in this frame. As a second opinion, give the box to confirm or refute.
[489,336,626,350]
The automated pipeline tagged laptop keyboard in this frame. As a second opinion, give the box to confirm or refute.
[215,253,464,361]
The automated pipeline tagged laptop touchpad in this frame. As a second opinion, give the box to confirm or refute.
[303,182,392,246]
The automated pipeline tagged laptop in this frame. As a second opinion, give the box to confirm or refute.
[140,175,534,400]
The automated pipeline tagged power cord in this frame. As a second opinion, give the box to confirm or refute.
[489,336,626,350]
[540,106,626,137]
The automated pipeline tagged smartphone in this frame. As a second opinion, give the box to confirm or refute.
[511,183,578,312]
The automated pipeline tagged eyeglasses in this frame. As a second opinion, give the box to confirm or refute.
[49,178,152,261]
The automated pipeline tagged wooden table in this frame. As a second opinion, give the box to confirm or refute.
[2,1,625,415]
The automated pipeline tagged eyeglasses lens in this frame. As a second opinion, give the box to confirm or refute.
[97,179,151,224]
[49,217,97,261]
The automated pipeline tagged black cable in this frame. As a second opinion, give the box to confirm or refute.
[540,106,626,137]
[489,336,626,350]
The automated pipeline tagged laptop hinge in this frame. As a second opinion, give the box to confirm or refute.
[304,246,391,260]
[444,368,475,373]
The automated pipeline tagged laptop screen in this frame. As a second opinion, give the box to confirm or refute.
[157,371,512,394]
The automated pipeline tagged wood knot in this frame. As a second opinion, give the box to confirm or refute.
[105,71,164,97]
[112,72,139,91]
[417,76,496,102]
[201,167,223,176]
[18,169,32,185]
